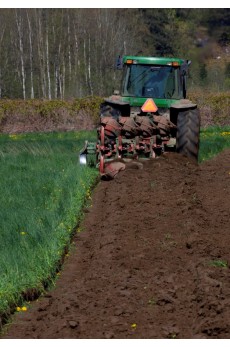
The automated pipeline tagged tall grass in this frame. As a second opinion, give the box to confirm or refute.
[0,131,97,316]
[199,126,230,162]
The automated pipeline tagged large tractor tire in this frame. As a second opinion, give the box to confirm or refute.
[176,107,200,161]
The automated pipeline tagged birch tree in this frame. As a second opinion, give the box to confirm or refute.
[45,13,51,100]
[0,18,6,98]
[26,10,34,99]
[15,9,26,99]
[0,8,157,99]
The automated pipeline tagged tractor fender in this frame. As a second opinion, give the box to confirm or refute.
[104,97,130,106]
[170,99,197,109]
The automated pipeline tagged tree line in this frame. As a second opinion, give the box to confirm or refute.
[0,8,229,99]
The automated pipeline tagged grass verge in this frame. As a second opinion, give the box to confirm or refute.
[199,126,230,162]
[0,130,98,324]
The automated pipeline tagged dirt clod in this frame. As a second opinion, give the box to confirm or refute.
[68,321,79,329]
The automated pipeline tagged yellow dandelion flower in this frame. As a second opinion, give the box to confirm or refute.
[21,306,27,311]
[131,323,137,329]
[16,307,21,312]
[9,134,18,140]
[221,131,230,136]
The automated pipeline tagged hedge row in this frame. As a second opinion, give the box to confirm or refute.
[0,96,103,118]
[0,92,229,133]
[188,91,230,127]
[0,97,103,134]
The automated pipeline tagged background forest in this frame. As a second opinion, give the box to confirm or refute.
[0,8,229,100]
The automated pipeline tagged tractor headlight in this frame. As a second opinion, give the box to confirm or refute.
[79,154,87,165]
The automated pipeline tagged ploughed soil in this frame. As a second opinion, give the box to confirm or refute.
[2,149,230,339]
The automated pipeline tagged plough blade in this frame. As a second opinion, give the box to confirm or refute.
[101,160,126,180]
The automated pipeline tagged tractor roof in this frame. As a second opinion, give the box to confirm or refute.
[123,56,185,66]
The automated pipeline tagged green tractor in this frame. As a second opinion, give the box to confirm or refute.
[80,56,200,178]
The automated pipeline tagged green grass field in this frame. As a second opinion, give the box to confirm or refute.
[0,125,230,322]
[0,131,98,317]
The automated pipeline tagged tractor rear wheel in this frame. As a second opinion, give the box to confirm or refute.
[176,108,200,161]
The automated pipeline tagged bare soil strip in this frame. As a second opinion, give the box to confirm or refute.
[2,150,230,339]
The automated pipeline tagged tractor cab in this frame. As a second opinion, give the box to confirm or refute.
[119,56,190,109]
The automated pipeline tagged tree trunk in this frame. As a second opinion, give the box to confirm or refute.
[67,13,72,82]
[58,43,62,99]
[0,26,5,98]
[35,9,46,98]
[26,10,34,99]
[46,25,51,99]
[83,34,88,93]
[73,20,80,96]
[88,34,93,95]
[15,10,26,100]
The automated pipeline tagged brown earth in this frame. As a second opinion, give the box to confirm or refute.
[2,149,230,339]
[0,109,95,134]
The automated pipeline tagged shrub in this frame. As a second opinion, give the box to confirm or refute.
[188,90,230,127]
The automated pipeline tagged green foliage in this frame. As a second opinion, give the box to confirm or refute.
[201,9,230,46]
[71,96,104,122]
[199,126,230,162]
[188,91,230,127]
[208,259,228,268]
[139,9,177,56]
[0,97,103,118]
[0,97,104,132]
[224,63,230,89]
[0,131,98,317]
[199,63,208,84]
